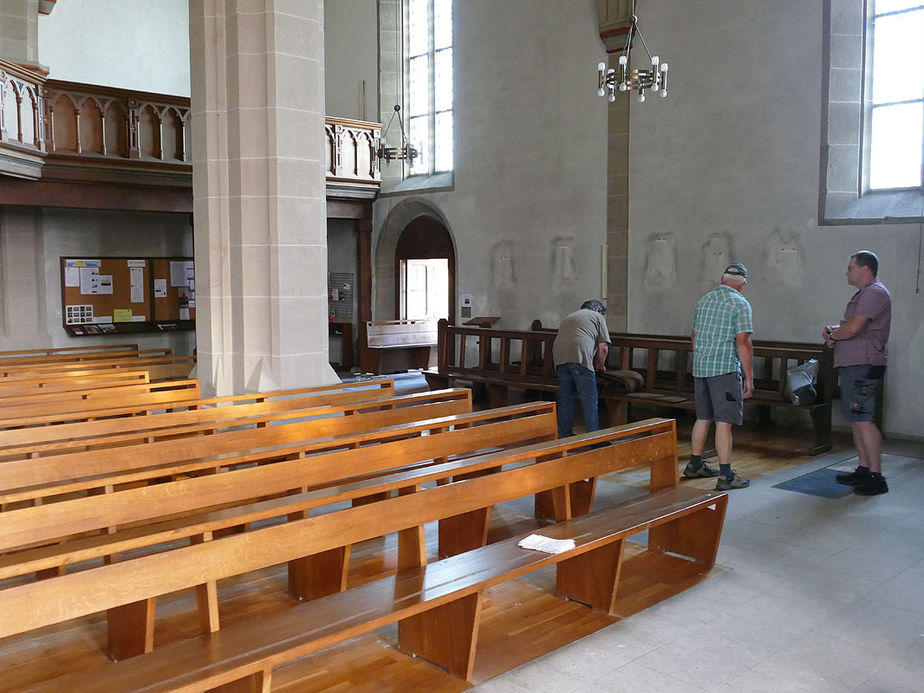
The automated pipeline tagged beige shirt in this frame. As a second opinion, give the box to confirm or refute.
[552,309,610,371]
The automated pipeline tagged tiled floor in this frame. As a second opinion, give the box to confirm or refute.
[474,439,924,692]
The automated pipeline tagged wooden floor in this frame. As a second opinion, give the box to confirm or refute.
[0,413,852,692]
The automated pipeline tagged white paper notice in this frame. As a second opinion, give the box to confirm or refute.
[98,275,113,294]
[517,534,576,554]
[179,307,190,320]
[154,278,167,298]
[129,267,144,302]
[64,267,80,287]
[170,261,187,287]
[79,267,100,295]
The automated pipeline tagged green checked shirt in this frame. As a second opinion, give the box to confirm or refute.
[692,285,753,378]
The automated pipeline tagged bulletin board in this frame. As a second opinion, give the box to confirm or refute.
[60,256,196,336]
[151,257,196,331]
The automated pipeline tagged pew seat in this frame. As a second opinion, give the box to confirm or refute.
[23,485,726,692]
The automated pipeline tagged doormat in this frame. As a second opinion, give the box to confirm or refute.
[772,468,853,499]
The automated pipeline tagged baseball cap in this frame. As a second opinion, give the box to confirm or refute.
[723,262,748,280]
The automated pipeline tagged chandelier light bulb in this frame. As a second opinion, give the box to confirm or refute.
[618,82,627,92]
[608,93,616,102]
[618,55,628,66]
[597,87,605,96]
[598,62,606,71]
[660,88,667,97]
[651,55,659,65]
[638,92,646,102]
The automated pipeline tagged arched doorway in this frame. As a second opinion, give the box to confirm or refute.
[394,216,456,324]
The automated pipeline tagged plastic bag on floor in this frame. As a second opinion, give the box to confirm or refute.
[785,359,819,405]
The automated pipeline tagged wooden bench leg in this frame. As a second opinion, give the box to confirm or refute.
[534,485,571,521]
[207,668,272,693]
[398,592,482,680]
[108,598,156,661]
[569,477,596,516]
[485,383,509,408]
[288,546,350,600]
[647,495,728,568]
[438,507,491,557]
[809,405,832,455]
[398,487,427,569]
[556,540,624,615]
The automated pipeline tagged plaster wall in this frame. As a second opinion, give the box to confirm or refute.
[324,0,378,121]
[0,207,194,355]
[627,0,923,438]
[373,0,608,332]
[37,0,190,96]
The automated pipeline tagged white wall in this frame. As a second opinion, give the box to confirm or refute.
[324,0,378,121]
[38,0,190,95]
[627,0,923,438]
[373,0,608,331]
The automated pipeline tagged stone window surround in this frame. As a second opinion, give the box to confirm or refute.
[821,0,923,224]
[377,0,454,196]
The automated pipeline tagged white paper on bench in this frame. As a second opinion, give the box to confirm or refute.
[517,534,576,554]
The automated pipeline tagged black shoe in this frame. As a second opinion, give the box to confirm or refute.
[835,467,868,486]
[854,475,888,496]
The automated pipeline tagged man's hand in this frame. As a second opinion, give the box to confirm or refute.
[742,376,754,399]
[823,324,837,348]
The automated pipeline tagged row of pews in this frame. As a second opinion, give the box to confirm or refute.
[0,344,728,691]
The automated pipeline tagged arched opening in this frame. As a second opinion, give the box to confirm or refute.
[394,216,455,325]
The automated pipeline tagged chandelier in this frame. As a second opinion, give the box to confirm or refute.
[596,0,669,103]
[377,104,419,164]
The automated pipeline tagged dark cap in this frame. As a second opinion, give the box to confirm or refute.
[723,262,748,280]
[580,299,606,314]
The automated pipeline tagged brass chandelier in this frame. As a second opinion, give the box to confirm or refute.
[597,0,669,103]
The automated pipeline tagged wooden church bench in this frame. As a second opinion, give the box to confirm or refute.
[0,379,202,428]
[359,318,439,374]
[0,343,142,365]
[14,428,720,691]
[0,369,151,397]
[0,388,474,508]
[0,402,560,659]
[0,378,398,460]
[0,348,176,378]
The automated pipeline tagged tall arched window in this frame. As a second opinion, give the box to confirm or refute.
[406,0,453,176]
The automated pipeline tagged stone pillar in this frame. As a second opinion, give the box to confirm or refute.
[189,0,336,396]
[0,207,48,346]
[0,0,42,69]
[596,0,631,332]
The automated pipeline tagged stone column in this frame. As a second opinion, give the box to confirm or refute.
[596,0,631,332]
[0,0,41,70]
[189,0,336,396]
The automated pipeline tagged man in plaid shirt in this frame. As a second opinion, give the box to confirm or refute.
[684,262,754,490]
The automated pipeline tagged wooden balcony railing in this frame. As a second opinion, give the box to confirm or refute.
[1,59,381,208]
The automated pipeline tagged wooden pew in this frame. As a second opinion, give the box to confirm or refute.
[0,379,202,427]
[0,343,139,362]
[0,349,175,378]
[0,369,151,396]
[0,378,398,460]
[0,388,474,507]
[426,320,835,454]
[359,318,438,374]
[5,420,727,690]
[0,401,554,658]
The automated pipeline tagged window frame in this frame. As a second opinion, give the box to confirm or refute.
[862,1,924,193]
[404,0,453,178]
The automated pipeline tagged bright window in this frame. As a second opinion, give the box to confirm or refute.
[867,1,924,190]
[400,258,449,320]
[406,0,453,175]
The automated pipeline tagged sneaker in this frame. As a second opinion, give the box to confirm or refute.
[683,461,720,478]
[854,475,888,496]
[716,473,750,490]
[835,467,869,487]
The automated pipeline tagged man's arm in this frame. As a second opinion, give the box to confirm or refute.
[594,342,608,371]
[825,314,869,343]
[736,332,754,399]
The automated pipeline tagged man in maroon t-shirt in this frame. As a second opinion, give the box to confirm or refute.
[823,250,892,495]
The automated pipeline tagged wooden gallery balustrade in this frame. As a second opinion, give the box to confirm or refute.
[0,58,381,210]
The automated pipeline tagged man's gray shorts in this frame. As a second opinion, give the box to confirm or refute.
[838,364,883,423]
[694,371,743,425]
